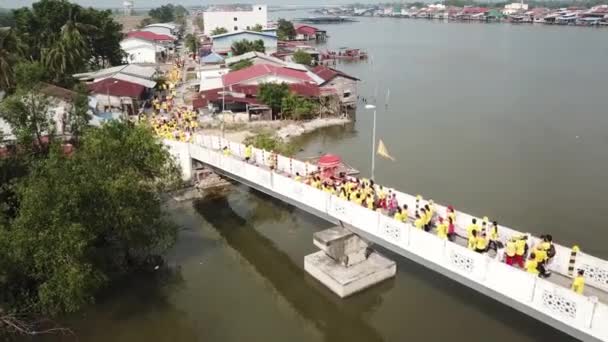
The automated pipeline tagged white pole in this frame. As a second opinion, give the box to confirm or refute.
[371,109,377,180]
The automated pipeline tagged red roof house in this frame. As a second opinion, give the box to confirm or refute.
[311,65,359,85]
[294,24,326,41]
[222,64,320,87]
[126,31,175,42]
[88,78,146,98]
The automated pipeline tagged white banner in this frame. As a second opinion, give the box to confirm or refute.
[277,155,292,174]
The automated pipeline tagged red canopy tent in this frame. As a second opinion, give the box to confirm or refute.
[317,154,341,179]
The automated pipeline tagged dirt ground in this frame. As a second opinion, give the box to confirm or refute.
[113,15,148,33]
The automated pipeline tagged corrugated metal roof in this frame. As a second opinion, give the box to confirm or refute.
[88,78,146,98]
[211,30,278,39]
[222,64,317,87]
[225,51,286,66]
[111,73,157,88]
[127,31,176,41]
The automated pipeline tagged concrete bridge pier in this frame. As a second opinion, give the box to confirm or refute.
[305,226,396,298]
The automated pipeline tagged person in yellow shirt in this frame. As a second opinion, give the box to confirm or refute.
[365,195,374,210]
[525,253,539,275]
[571,270,585,295]
[222,146,231,156]
[354,193,363,206]
[424,204,433,230]
[436,217,448,240]
[294,172,302,182]
[468,230,477,250]
[419,208,427,231]
[475,232,488,253]
[488,221,500,252]
[339,187,348,200]
[515,235,528,268]
[414,213,424,229]
[467,218,480,238]
[401,204,409,221]
[394,210,403,222]
[244,144,253,162]
[505,239,517,266]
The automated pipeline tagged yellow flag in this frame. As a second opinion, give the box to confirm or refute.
[377,139,395,161]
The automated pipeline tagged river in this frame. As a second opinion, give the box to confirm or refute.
[38,12,608,342]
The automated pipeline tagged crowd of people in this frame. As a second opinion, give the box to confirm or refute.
[218,140,588,295]
[297,171,586,294]
[146,64,200,142]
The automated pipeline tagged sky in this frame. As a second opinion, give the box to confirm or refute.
[0,0,359,9]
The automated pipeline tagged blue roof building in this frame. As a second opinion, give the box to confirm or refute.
[201,52,225,64]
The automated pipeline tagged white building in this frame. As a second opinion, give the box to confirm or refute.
[120,37,166,64]
[211,30,278,55]
[503,2,529,14]
[198,65,230,92]
[429,4,446,10]
[203,4,267,35]
[144,23,178,36]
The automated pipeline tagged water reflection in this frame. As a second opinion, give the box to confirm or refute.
[194,192,389,342]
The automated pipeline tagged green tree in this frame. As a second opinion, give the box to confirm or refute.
[292,49,312,66]
[11,0,124,86]
[0,62,53,155]
[137,17,154,28]
[0,28,25,91]
[0,121,179,316]
[229,59,253,71]
[184,33,199,55]
[193,16,204,31]
[210,27,228,35]
[148,4,175,23]
[251,23,263,32]
[0,10,15,27]
[258,82,290,119]
[69,83,91,143]
[281,93,316,120]
[231,39,265,56]
[242,132,295,156]
[277,18,296,40]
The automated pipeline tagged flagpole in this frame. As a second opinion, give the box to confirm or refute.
[371,108,377,180]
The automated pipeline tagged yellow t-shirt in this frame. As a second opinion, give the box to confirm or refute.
[572,276,585,294]
[525,260,539,274]
[489,226,498,240]
[506,241,516,257]
[475,236,488,250]
[294,176,301,182]
[414,218,424,229]
[467,236,476,250]
[436,223,448,239]
[535,249,547,263]
[467,224,480,238]
[394,212,403,222]
[354,197,363,205]
[516,239,527,256]
[365,197,374,209]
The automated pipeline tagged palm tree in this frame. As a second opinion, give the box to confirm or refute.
[42,10,96,82]
[0,28,25,91]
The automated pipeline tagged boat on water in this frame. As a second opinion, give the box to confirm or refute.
[320,48,368,61]
[296,16,358,24]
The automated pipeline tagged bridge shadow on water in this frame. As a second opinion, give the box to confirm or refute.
[194,192,388,342]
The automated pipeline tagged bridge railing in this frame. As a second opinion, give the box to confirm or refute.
[193,136,608,293]
[189,140,608,340]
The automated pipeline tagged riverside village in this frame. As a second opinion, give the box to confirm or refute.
[2,2,608,342]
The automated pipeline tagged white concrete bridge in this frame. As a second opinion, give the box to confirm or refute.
[166,135,608,342]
